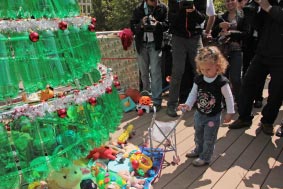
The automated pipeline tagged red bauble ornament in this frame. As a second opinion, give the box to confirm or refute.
[113,75,118,80]
[88,97,97,106]
[5,124,10,131]
[91,17,97,25]
[106,87,112,94]
[88,24,96,32]
[58,21,68,30]
[137,109,144,116]
[166,76,171,83]
[114,81,120,88]
[57,108,67,118]
[29,31,39,42]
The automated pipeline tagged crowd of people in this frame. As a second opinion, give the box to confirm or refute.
[130,0,283,166]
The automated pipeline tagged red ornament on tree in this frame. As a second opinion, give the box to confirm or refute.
[113,81,120,88]
[88,97,97,106]
[29,31,39,42]
[106,87,112,94]
[88,24,96,32]
[57,108,67,118]
[91,17,97,25]
[113,75,119,80]
[58,21,68,30]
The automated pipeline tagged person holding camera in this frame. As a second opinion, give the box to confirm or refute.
[166,0,207,117]
[229,0,283,135]
[130,0,169,111]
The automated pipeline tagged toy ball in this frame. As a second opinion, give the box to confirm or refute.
[125,88,140,103]
[137,109,144,116]
[80,179,97,189]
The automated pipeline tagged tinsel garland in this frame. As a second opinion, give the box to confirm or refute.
[0,64,116,120]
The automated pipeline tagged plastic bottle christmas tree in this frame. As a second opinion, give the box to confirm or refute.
[0,1,123,188]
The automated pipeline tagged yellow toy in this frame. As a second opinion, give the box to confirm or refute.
[130,152,153,174]
[117,124,134,145]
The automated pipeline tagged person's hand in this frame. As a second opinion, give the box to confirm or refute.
[223,113,233,123]
[255,0,272,12]
[219,22,230,30]
[177,104,190,112]
[219,30,231,37]
[141,16,148,25]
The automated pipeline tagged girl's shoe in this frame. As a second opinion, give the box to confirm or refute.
[192,158,209,167]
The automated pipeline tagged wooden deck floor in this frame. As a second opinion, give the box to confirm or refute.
[110,78,283,189]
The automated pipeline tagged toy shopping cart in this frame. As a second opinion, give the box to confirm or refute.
[146,107,184,166]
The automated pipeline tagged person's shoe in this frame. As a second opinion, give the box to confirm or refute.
[261,123,274,136]
[185,150,199,158]
[276,126,283,137]
[192,158,209,167]
[166,107,177,117]
[150,104,161,112]
[253,100,263,108]
[229,119,252,129]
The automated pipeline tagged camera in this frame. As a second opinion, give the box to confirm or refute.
[179,0,194,9]
[143,15,156,32]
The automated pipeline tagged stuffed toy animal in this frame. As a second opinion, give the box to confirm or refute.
[47,165,83,189]
[118,170,145,189]
[86,146,118,161]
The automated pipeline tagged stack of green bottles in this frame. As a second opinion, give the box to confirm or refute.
[0,24,101,100]
[0,0,80,19]
[0,86,123,187]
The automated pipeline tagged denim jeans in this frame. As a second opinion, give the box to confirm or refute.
[137,42,162,105]
[167,35,203,108]
[193,111,221,162]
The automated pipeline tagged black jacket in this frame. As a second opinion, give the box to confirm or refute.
[254,0,283,58]
[168,0,206,38]
[211,10,250,45]
[130,1,169,54]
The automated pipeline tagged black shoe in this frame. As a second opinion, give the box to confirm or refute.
[229,119,252,129]
[276,126,283,137]
[150,104,161,112]
[253,100,263,108]
[166,107,177,117]
[261,123,274,136]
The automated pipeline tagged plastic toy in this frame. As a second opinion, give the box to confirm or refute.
[80,179,97,189]
[118,170,145,189]
[28,181,48,189]
[47,165,83,189]
[125,88,140,103]
[86,146,118,161]
[39,85,54,101]
[95,168,126,189]
[129,151,153,174]
[117,124,134,145]
[136,96,152,114]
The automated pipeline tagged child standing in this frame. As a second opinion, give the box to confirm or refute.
[178,46,235,166]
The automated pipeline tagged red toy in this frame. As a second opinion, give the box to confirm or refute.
[86,146,118,161]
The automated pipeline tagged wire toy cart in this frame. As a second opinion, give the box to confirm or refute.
[146,107,184,166]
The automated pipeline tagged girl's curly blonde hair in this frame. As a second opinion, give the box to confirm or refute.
[195,46,228,75]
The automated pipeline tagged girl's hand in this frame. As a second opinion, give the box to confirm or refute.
[177,104,190,112]
[223,113,233,123]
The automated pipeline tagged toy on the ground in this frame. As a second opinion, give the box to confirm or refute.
[47,165,83,189]
[130,151,153,176]
[117,124,134,145]
[80,179,98,189]
[86,146,118,161]
[95,168,126,189]
[125,88,140,103]
[28,181,48,189]
[136,96,152,114]
[118,170,145,189]
[39,85,54,101]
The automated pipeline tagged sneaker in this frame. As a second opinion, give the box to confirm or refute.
[185,150,199,158]
[276,126,283,137]
[166,107,177,117]
[192,158,209,167]
[253,100,263,108]
[261,123,274,136]
[229,119,252,129]
[150,104,161,112]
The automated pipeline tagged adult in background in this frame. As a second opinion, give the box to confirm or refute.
[239,0,264,108]
[179,0,217,105]
[130,0,169,111]
[229,0,283,135]
[211,0,250,104]
[167,0,207,117]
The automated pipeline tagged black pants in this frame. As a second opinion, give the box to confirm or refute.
[238,54,283,124]
[179,55,194,104]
